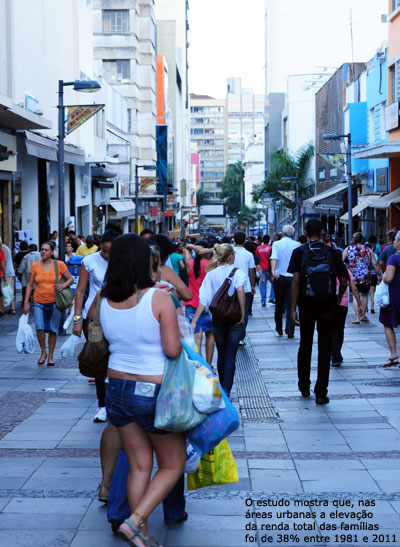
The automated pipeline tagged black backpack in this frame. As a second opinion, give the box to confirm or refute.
[300,243,336,297]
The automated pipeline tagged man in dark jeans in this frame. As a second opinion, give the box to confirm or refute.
[270,225,300,338]
[288,219,348,405]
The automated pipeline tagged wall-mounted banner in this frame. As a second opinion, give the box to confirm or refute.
[279,190,295,202]
[140,176,159,191]
[65,104,105,135]
[318,153,346,173]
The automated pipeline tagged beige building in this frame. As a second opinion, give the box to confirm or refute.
[190,94,226,200]
[93,0,157,164]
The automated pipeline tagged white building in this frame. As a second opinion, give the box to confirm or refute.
[226,77,264,167]
[93,0,157,165]
[243,136,264,208]
[156,0,191,208]
[1,0,103,246]
[282,74,316,183]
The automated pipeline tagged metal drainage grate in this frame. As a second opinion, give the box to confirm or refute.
[235,338,280,422]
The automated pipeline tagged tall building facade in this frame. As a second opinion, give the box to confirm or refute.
[189,94,226,201]
[93,0,157,164]
[226,78,264,167]
[155,0,191,207]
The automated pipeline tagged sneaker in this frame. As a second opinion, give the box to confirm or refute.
[269,299,275,304]
[331,362,342,367]
[238,340,246,346]
[315,395,329,405]
[371,308,375,314]
[88,378,95,384]
[262,303,266,307]
[94,407,107,423]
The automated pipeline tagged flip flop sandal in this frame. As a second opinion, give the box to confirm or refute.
[117,519,150,546]
[47,361,55,367]
[352,320,360,324]
[360,316,369,322]
[383,357,399,367]
[37,355,47,365]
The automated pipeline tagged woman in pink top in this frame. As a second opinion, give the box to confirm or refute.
[331,267,363,367]
[184,241,216,364]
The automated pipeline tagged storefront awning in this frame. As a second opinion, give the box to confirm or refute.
[303,182,348,212]
[25,130,85,165]
[0,95,52,130]
[370,187,400,209]
[352,142,400,159]
[339,195,382,222]
[108,199,135,218]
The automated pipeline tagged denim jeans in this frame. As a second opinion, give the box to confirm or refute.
[107,449,186,526]
[259,270,269,304]
[212,316,242,397]
[240,292,252,341]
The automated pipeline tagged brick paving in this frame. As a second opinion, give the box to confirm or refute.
[1,298,400,546]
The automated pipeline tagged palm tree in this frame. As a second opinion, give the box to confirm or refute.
[253,143,315,207]
[220,161,244,216]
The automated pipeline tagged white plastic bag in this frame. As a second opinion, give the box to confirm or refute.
[192,360,225,414]
[1,281,13,309]
[375,280,390,308]
[185,437,201,474]
[63,308,75,330]
[178,313,196,350]
[60,334,81,359]
[16,314,36,354]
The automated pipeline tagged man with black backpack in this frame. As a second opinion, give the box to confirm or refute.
[288,219,348,405]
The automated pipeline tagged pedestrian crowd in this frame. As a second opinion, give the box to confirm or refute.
[1,219,400,545]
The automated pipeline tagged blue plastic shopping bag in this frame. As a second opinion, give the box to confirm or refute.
[183,341,240,454]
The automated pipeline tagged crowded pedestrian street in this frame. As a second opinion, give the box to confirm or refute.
[1,293,400,547]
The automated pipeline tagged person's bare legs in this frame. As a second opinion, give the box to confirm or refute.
[36,329,47,361]
[117,423,185,545]
[205,330,215,365]
[100,424,121,489]
[194,329,203,355]
[360,294,369,319]
[48,332,57,363]
[384,326,398,360]
[370,286,376,310]
[352,297,360,321]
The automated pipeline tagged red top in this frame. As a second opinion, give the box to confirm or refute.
[256,244,272,270]
[184,258,208,309]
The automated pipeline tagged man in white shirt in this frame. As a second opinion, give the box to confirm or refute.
[270,225,300,338]
[233,231,256,345]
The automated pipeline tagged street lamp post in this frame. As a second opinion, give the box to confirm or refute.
[135,163,155,234]
[58,79,100,259]
[281,176,300,239]
[323,133,352,244]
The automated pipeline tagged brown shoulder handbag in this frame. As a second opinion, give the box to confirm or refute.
[209,267,242,325]
[78,295,110,378]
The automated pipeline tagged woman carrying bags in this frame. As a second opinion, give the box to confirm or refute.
[23,242,73,366]
[191,243,246,398]
[98,234,185,547]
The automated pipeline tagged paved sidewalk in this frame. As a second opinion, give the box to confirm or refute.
[1,298,400,547]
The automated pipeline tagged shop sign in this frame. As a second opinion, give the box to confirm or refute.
[150,206,159,216]
[385,102,400,131]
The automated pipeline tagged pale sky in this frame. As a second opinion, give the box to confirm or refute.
[188,0,388,98]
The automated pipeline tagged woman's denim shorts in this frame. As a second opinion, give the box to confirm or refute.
[106,378,169,434]
[33,301,62,333]
[184,305,213,334]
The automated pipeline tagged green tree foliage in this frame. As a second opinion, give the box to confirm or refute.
[253,143,315,208]
[196,187,206,214]
[220,161,244,216]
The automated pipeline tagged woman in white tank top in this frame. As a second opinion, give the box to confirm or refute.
[98,234,185,547]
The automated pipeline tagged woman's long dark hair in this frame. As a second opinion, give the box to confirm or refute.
[193,240,209,279]
[101,234,154,302]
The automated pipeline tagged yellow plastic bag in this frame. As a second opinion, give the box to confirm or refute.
[186,438,239,490]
